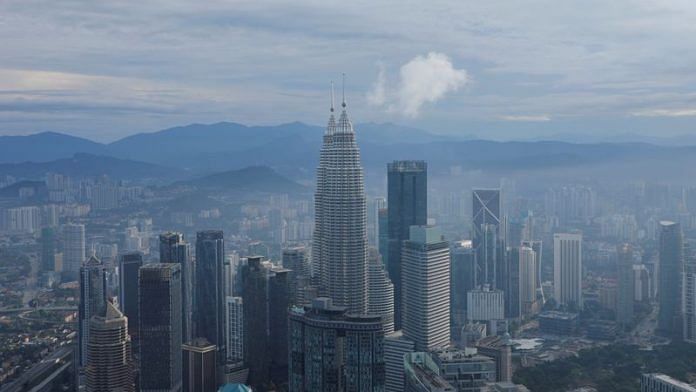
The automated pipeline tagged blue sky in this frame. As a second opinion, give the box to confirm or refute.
[1,0,695,141]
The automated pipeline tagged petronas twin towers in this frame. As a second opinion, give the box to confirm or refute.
[313,84,369,314]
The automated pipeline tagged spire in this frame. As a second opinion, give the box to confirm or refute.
[341,73,346,109]
[326,81,337,135]
[337,73,353,134]
[330,81,335,113]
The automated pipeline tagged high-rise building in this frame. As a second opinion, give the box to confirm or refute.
[288,297,385,392]
[378,207,389,266]
[119,251,143,347]
[368,248,395,334]
[472,189,502,287]
[312,93,369,314]
[160,232,193,343]
[84,301,135,392]
[225,296,244,365]
[195,230,225,363]
[519,246,538,317]
[503,247,521,320]
[139,263,183,392]
[683,263,696,343]
[467,286,505,322]
[384,330,416,392]
[553,233,583,310]
[451,241,476,339]
[641,373,696,392]
[241,256,289,389]
[658,221,684,338]
[521,240,543,303]
[282,246,311,306]
[387,160,427,329]
[183,338,218,392]
[374,197,386,246]
[41,227,57,272]
[616,244,635,327]
[79,256,107,367]
[402,226,450,351]
[64,223,86,280]
[476,335,513,383]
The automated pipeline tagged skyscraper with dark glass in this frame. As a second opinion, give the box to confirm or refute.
[119,251,143,348]
[139,263,183,392]
[79,255,107,367]
[160,232,193,343]
[387,160,427,330]
[658,221,684,338]
[195,230,225,363]
[40,227,56,272]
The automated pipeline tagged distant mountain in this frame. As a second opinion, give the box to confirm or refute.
[179,166,307,194]
[0,180,46,198]
[0,153,181,181]
[0,132,107,163]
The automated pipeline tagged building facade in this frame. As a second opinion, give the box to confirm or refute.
[79,256,107,367]
[368,248,395,334]
[195,230,226,362]
[119,251,143,348]
[553,233,583,310]
[63,223,86,280]
[183,338,218,392]
[658,221,684,338]
[159,232,193,343]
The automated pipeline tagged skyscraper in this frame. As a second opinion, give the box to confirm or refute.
[553,233,583,310]
[183,338,218,392]
[519,246,538,317]
[616,244,635,327]
[683,263,696,343]
[503,247,522,320]
[160,232,193,343]
[241,256,290,389]
[472,189,502,287]
[288,297,385,392]
[387,160,427,330]
[282,246,311,306]
[402,226,450,351]
[41,227,56,272]
[374,197,386,246]
[451,241,476,337]
[119,251,143,347]
[312,90,369,314]
[64,223,86,280]
[139,263,183,392]
[658,221,684,338]
[225,296,244,365]
[79,256,107,367]
[85,301,135,392]
[195,230,225,363]
[368,248,395,334]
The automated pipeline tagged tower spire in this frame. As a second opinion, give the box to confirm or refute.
[330,81,335,113]
[342,73,346,108]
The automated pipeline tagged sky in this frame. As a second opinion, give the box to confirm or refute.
[1,0,696,142]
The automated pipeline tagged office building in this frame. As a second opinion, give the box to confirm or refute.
[553,233,583,310]
[521,240,543,303]
[403,351,455,392]
[312,94,369,314]
[79,256,107,367]
[183,338,218,392]
[519,246,538,317]
[502,248,521,320]
[616,244,635,327]
[368,248,395,334]
[241,256,290,389]
[139,263,183,392]
[225,296,244,364]
[472,189,502,287]
[387,160,427,329]
[288,297,385,392]
[467,287,505,323]
[684,263,696,343]
[41,227,57,272]
[451,241,477,336]
[476,336,512,383]
[119,252,143,347]
[385,331,416,392]
[374,197,387,246]
[658,221,684,338]
[63,223,86,280]
[378,206,389,265]
[641,373,696,392]
[282,246,311,306]
[195,230,226,362]
[404,348,496,392]
[402,226,450,351]
[160,232,193,343]
[84,301,135,392]
[538,311,578,335]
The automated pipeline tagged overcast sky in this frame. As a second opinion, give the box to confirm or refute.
[1,0,696,141]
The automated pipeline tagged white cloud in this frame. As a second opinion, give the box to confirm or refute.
[500,114,551,122]
[631,108,696,117]
[368,52,468,117]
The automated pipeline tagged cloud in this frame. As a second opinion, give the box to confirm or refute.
[631,108,696,117]
[500,115,551,122]
[368,52,468,117]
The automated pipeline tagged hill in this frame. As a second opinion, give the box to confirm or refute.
[179,166,307,194]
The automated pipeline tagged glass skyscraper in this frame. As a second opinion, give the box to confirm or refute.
[195,230,225,363]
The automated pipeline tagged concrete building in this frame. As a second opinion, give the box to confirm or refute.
[288,297,385,392]
[616,244,635,327]
[553,233,583,310]
[225,296,244,365]
[641,373,696,392]
[538,311,578,335]
[404,348,496,392]
[519,246,538,317]
[312,95,369,314]
[385,330,416,392]
[476,336,512,383]
[84,302,135,392]
[402,226,450,351]
[467,287,505,323]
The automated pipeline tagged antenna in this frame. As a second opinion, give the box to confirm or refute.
[330,81,335,113]
[342,73,346,108]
